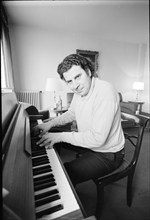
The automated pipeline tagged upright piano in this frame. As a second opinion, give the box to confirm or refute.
[2,91,86,220]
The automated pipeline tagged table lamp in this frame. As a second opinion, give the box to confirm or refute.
[132,81,144,102]
[45,78,63,108]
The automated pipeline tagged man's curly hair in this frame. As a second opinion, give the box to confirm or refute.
[57,54,95,80]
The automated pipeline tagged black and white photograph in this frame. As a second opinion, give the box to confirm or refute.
[1,1,149,220]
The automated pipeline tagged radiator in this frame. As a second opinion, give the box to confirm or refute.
[16,91,42,109]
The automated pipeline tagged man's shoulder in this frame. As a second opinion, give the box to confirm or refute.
[95,77,114,91]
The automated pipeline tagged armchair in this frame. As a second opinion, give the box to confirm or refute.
[118,92,138,115]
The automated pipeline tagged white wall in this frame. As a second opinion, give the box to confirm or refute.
[10,24,149,112]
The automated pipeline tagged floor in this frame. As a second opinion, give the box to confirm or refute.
[59,129,150,220]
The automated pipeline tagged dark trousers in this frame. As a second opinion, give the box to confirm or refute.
[54,143,124,186]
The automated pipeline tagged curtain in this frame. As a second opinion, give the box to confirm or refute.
[1,4,15,90]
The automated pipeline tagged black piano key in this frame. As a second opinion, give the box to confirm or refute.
[36,204,63,218]
[34,176,55,187]
[32,155,49,163]
[35,194,61,207]
[31,139,41,147]
[33,164,51,172]
[31,139,45,147]
[31,137,40,144]
[32,156,49,165]
[33,165,52,176]
[33,168,52,176]
[31,134,40,138]
[34,173,54,182]
[33,159,49,167]
[32,150,47,157]
[34,180,56,191]
[31,143,38,149]
[32,146,43,151]
[35,189,59,201]
[32,146,45,151]
[32,147,46,152]
[32,155,48,162]
[32,156,48,163]
[30,122,38,130]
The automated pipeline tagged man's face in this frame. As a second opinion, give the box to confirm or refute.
[63,65,92,97]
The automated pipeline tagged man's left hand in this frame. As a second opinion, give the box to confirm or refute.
[36,132,62,149]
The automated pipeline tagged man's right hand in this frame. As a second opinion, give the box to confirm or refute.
[33,121,52,136]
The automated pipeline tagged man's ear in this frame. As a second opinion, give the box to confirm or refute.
[87,69,92,77]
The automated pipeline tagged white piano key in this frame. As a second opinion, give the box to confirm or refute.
[34,186,59,198]
[35,148,80,220]
[33,171,54,180]
[36,197,62,212]
[33,163,50,169]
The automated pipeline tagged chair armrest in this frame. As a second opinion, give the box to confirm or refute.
[120,102,138,114]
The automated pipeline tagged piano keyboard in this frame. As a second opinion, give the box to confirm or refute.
[31,120,82,219]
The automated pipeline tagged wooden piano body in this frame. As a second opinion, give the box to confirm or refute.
[2,91,86,220]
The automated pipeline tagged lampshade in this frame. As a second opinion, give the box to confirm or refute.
[45,78,63,92]
[132,82,144,91]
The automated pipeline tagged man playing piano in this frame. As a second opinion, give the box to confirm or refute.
[34,54,125,187]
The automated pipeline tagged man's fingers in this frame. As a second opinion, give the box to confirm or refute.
[46,142,54,149]
[45,143,53,149]
[36,133,49,145]
[39,130,48,137]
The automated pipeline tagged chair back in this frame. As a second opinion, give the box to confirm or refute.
[124,115,149,169]
[25,105,39,115]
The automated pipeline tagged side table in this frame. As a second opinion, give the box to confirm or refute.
[50,107,68,116]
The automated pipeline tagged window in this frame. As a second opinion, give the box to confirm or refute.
[1,39,7,88]
[1,23,14,91]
